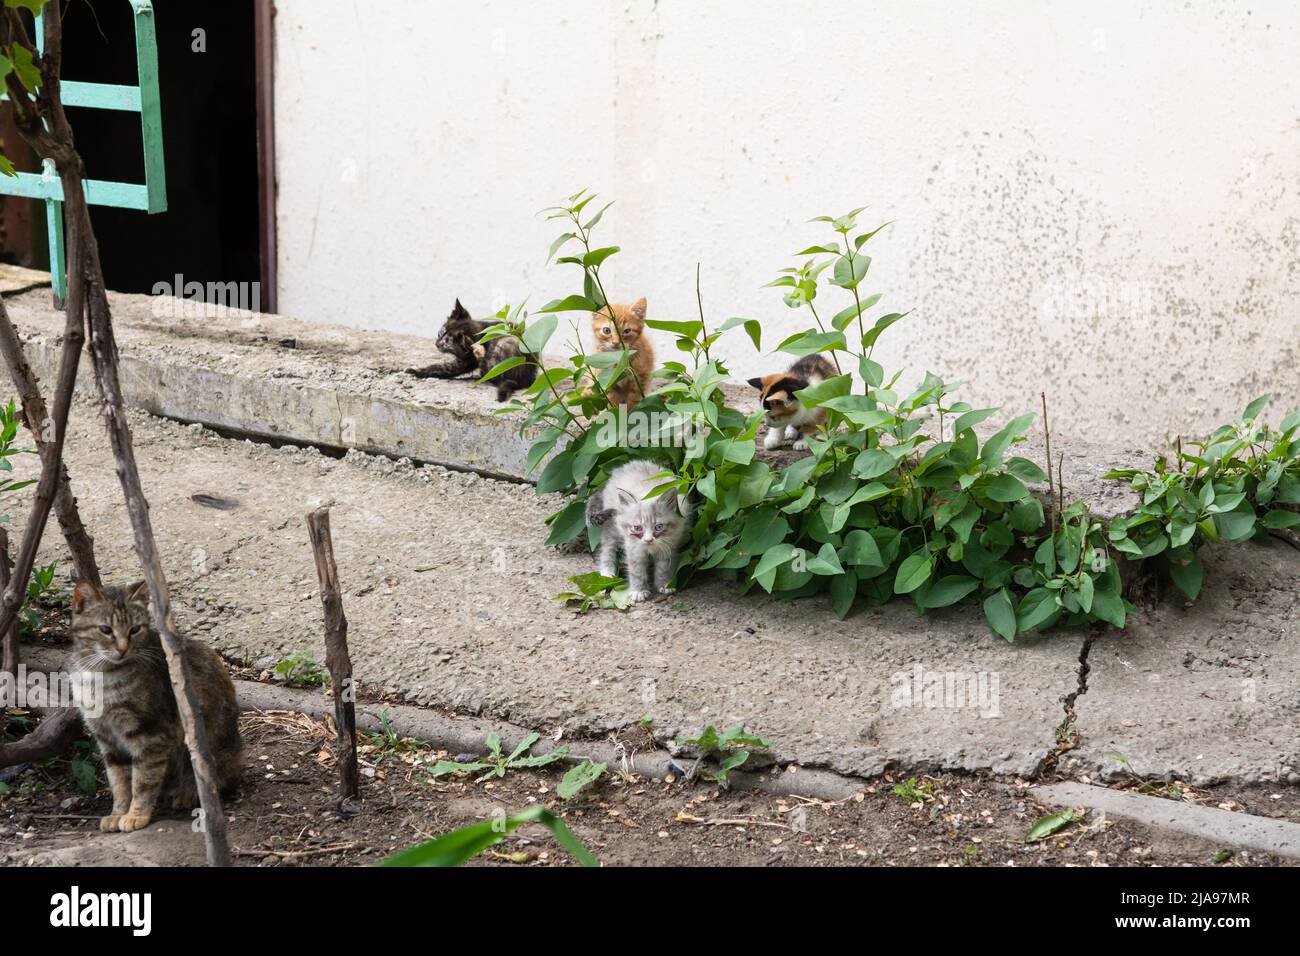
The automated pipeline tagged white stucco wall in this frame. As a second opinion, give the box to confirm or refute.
[273,1,1299,447]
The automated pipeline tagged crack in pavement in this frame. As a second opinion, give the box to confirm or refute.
[1033,628,1097,779]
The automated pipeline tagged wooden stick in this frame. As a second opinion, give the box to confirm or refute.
[1041,392,1055,535]
[0,708,80,768]
[0,308,100,586]
[306,506,359,801]
[0,527,14,680]
[2,5,231,866]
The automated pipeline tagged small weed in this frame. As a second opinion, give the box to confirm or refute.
[892,776,934,804]
[1026,809,1075,843]
[675,724,771,788]
[428,731,568,782]
[1212,848,1233,865]
[360,709,430,764]
[273,652,328,689]
[557,759,607,799]
[555,572,632,613]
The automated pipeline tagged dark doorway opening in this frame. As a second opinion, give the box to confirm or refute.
[51,1,260,299]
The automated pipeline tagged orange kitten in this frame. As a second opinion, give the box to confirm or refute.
[590,297,654,408]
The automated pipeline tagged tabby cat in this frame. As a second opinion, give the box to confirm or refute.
[407,299,538,401]
[585,458,693,602]
[590,298,655,408]
[748,354,836,451]
[69,580,243,833]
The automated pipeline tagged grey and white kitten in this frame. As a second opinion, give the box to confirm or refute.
[586,459,693,602]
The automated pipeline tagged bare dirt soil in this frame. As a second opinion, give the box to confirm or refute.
[3,691,1296,868]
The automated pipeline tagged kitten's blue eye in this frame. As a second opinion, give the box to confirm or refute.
[654,523,665,533]
[602,327,611,335]
[98,625,112,635]
[630,526,642,535]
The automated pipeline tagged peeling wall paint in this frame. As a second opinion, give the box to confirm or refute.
[273,1,1299,447]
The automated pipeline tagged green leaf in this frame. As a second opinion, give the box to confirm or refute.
[952,407,998,435]
[1168,552,1204,601]
[8,42,40,93]
[1016,588,1060,633]
[538,294,600,313]
[545,498,587,546]
[852,448,896,480]
[557,759,607,799]
[738,508,791,557]
[1025,809,1074,843]
[379,806,598,867]
[1261,509,1300,529]
[862,312,908,349]
[981,413,1035,468]
[917,574,979,609]
[984,474,1029,502]
[820,396,891,428]
[831,252,870,290]
[775,329,846,356]
[536,450,575,494]
[893,552,932,594]
[839,529,884,568]
[1241,393,1270,421]
[521,314,558,354]
[1213,504,1256,542]
[805,543,844,575]
[582,246,620,268]
[983,588,1017,642]
[546,232,575,263]
[793,373,852,408]
[752,543,798,578]
[830,570,858,619]
[478,354,527,382]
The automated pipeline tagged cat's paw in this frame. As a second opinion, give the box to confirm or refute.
[792,438,809,451]
[115,811,153,833]
[628,588,652,603]
[763,428,785,450]
[99,814,122,832]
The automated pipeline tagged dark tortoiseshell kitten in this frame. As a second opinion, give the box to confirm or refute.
[69,581,242,833]
[406,299,538,401]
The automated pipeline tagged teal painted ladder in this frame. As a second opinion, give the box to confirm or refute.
[0,1,166,299]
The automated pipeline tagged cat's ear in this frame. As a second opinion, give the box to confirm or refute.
[657,487,679,513]
[616,488,637,508]
[72,580,106,613]
[125,580,150,605]
[451,299,469,319]
[747,377,765,390]
[631,297,647,318]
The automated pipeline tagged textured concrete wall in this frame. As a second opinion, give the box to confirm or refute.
[273,1,1300,447]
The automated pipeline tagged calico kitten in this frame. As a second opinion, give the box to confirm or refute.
[69,580,243,833]
[590,298,655,408]
[586,458,693,602]
[748,354,836,451]
[407,299,538,401]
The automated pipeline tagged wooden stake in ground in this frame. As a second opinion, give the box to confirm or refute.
[0,306,100,587]
[307,506,359,801]
[2,4,230,866]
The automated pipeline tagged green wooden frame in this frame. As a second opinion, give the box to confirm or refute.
[0,1,166,298]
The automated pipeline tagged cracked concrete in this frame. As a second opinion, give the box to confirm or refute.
[13,398,1297,784]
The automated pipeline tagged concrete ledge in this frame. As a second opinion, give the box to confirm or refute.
[1033,781,1300,860]
[1,282,1147,513]
[4,286,539,480]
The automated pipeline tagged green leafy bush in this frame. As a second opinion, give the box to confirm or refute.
[490,194,1298,641]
